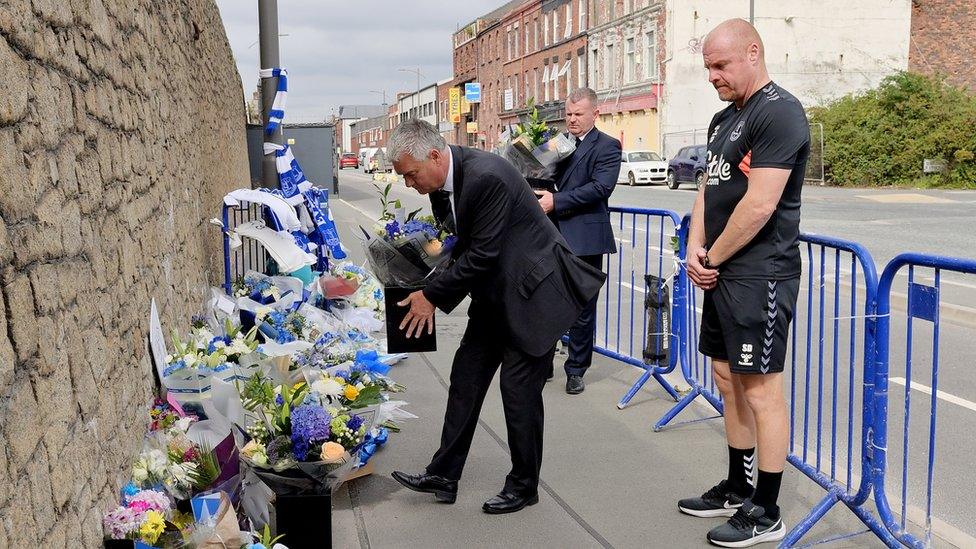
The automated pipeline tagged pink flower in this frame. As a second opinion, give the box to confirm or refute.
[126,489,171,513]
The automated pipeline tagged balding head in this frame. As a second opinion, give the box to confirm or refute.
[702,19,769,106]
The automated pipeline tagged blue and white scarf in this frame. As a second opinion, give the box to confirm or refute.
[263,142,311,206]
[258,67,287,134]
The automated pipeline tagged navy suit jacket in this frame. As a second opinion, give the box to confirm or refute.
[552,129,621,256]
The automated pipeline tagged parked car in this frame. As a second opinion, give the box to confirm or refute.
[617,150,668,186]
[666,145,708,189]
[339,152,359,169]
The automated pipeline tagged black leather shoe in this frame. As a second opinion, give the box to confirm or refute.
[391,471,458,503]
[482,491,539,514]
[566,374,585,394]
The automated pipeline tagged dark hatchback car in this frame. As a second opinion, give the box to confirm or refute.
[666,145,707,189]
[339,152,359,169]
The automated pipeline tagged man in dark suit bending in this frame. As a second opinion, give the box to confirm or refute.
[388,119,605,514]
[535,87,621,394]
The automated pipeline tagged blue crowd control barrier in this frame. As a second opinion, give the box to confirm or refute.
[601,207,684,407]
[780,235,897,548]
[872,253,976,548]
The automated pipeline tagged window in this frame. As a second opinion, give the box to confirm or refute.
[505,25,512,61]
[579,0,586,31]
[544,13,549,46]
[553,67,560,101]
[609,1,616,21]
[577,52,585,89]
[535,17,541,50]
[566,59,572,97]
[525,19,530,52]
[625,37,635,83]
[644,29,658,79]
[590,48,599,89]
[605,43,615,89]
[543,65,550,101]
[533,68,539,102]
[553,9,559,44]
[514,22,519,58]
[524,71,530,105]
[565,4,572,38]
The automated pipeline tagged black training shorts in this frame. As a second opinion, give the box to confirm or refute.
[698,277,800,374]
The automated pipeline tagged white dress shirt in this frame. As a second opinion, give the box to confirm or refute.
[443,147,457,228]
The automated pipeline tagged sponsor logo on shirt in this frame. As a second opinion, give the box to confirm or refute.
[706,150,731,185]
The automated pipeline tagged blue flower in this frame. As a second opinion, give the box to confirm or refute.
[346,414,364,432]
[384,220,400,239]
[275,394,284,406]
[403,219,438,238]
[442,234,458,253]
[213,362,230,373]
[334,370,351,381]
[121,482,140,504]
[290,405,332,461]
[162,360,187,377]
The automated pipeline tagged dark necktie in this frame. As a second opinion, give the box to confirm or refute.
[430,190,456,234]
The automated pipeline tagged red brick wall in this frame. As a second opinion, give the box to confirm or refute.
[909,0,976,91]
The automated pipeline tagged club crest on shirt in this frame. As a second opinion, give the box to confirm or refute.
[729,120,745,142]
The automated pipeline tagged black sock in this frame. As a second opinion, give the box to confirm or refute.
[751,469,783,520]
[727,446,756,495]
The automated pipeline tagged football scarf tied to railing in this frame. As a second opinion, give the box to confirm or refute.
[222,67,347,288]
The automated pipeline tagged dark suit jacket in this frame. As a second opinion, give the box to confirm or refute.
[422,145,606,357]
[552,129,622,256]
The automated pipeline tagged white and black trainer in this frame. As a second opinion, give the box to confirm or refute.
[706,499,785,547]
[677,480,748,518]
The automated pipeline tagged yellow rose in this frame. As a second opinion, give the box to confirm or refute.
[344,384,359,401]
[321,441,348,463]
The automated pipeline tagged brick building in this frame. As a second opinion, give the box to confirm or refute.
[350,114,387,156]
[909,0,976,92]
[496,0,590,146]
[587,0,665,151]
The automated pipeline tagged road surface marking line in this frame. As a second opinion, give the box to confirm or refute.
[889,377,976,413]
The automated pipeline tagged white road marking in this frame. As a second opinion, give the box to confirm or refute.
[889,377,976,413]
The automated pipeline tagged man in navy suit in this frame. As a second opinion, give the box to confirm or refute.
[536,87,621,394]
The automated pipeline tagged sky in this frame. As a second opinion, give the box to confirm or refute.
[214,0,503,122]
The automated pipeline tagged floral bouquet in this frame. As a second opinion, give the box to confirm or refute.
[131,417,222,501]
[331,261,384,312]
[233,272,305,308]
[103,487,194,547]
[361,183,456,288]
[236,376,370,495]
[160,321,261,396]
[499,98,576,190]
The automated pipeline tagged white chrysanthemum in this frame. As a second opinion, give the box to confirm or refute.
[312,378,344,398]
[182,353,197,368]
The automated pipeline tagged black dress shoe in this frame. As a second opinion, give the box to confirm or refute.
[391,471,458,503]
[566,374,584,394]
[482,490,539,514]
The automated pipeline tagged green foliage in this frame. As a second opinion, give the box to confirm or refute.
[511,98,555,147]
[809,72,976,187]
[246,524,285,548]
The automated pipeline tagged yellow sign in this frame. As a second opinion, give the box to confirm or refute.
[449,87,461,124]
[460,96,471,114]
[466,122,478,134]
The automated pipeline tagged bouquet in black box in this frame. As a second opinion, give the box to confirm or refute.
[498,100,576,191]
[362,184,456,352]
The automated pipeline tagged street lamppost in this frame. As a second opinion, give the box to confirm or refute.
[397,67,424,118]
[369,89,388,104]
[258,0,282,189]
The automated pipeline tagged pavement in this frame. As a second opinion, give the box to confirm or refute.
[323,170,971,548]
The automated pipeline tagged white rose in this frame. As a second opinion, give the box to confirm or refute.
[182,353,197,367]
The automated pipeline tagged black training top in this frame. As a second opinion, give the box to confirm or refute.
[703,81,810,280]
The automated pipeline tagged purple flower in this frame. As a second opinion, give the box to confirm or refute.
[442,235,458,253]
[266,436,292,463]
[275,394,284,406]
[290,405,332,461]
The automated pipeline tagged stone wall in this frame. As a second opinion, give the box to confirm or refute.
[909,0,976,92]
[0,0,248,545]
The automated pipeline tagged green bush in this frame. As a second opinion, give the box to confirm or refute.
[809,72,976,188]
